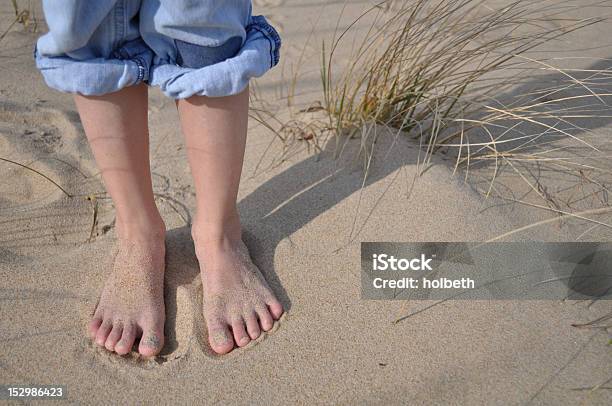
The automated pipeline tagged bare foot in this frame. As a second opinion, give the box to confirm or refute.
[193,229,284,354]
[88,233,166,357]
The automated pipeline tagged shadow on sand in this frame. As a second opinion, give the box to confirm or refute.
[101,59,612,357]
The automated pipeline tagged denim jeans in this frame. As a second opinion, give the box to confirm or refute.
[34,0,281,98]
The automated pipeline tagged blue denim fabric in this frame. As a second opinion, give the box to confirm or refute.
[34,0,281,99]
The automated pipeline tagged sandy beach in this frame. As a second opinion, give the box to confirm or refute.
[1,0,611,404]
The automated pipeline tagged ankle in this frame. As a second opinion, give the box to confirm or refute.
[115,214,166,242]
[191,214,242,250]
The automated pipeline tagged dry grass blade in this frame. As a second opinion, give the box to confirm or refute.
[86,194,98,242]
[571,312,612,329]
[310,0,612,220]
[0,157,72,197]
[1,1,36,43]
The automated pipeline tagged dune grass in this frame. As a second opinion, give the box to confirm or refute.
[0,1,36,43]
[259,0,612,221]
[309,2,612,390]
[252,2,612,353]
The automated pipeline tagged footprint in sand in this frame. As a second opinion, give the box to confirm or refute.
[0,103,75,206]
[0,101,95,204]
[0,102,105,257]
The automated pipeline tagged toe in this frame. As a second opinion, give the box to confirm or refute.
[231,319,251,347]
[95,319,113,346]
[207,319,234,354]
[88,317,102,339]
[138,327,164,358]
[266,297,284,320]
[115,323,136,355]
[256,306,274,331]
[244,312,261,340]
[105,323,123,352]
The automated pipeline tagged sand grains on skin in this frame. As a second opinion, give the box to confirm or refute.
[89,237,167,358]
[195,236,284,355]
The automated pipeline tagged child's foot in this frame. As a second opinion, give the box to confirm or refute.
[193,226,284,354]
[88,229,166,357]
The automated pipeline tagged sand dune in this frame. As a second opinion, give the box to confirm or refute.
[1,1,610,404]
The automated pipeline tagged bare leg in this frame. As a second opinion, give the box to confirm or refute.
[177,86,283,354]
[75,84,166,357]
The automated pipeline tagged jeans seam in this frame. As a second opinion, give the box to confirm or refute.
[132,55,147,84]
[173,39,184,66]
[113,0,126,51]
[248,16,281,68]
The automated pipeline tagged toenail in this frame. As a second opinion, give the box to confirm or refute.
[143,334,161,348]
[212,331,229,344]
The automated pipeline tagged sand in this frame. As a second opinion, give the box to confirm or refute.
[1,0,611,404]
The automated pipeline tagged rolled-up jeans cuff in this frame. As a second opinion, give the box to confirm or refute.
[34,14,280,99]
[149,15,282,99]
[248,15,281,67]
[34,38,153,96]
